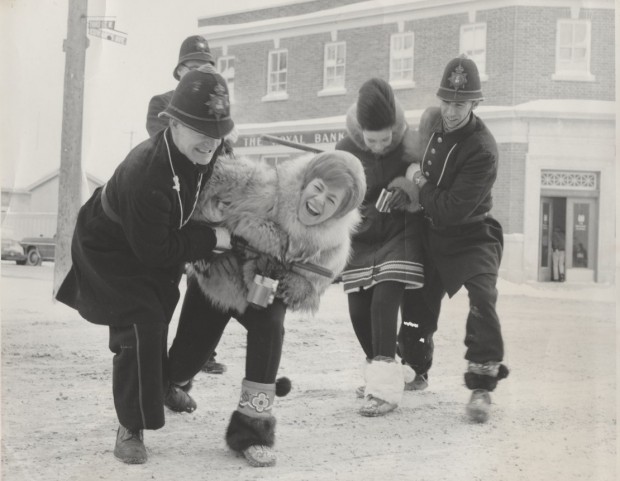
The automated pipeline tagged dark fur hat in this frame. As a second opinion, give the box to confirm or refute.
[356,78,396,131]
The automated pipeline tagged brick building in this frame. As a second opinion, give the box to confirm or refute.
[196,0,615,284]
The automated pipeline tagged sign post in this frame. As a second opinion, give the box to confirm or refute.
[53,0,89,297]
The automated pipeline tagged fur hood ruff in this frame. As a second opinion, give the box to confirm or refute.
[344,100,408,156]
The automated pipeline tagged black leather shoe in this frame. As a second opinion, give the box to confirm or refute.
[164,381,197,413]
[201,357,227,374]
[114,425,147,464]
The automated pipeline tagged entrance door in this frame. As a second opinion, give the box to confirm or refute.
[566,198,597,281]
[538,197,567,281]
[538,198,553,281]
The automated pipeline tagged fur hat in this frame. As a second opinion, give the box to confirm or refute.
[356,78,396,131]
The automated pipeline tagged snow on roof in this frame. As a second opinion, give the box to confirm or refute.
[198,0,312,22]
[199,0,439,37]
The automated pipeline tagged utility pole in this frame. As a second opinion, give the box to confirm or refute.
[53,0,89,297]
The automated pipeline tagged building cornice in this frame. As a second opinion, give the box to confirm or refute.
[198,0,614,47]
[235,100,615,135]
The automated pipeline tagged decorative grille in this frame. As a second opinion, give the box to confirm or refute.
[541,171,597,190]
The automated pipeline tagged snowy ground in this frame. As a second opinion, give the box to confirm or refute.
[1,262,617,481]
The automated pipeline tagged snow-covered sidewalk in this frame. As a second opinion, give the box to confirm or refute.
[1,263,616,481]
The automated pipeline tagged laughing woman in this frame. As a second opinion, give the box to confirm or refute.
[167,150,366,467]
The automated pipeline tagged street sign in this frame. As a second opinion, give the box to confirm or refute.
[88,17,127,45]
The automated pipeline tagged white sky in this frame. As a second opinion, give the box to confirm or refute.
[0,0,300,189]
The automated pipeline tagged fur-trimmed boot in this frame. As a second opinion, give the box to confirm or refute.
[464,362,509,423]
[226,379,277,467]
[359,356,404,417]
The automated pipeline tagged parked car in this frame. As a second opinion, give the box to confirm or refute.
[18,236,56,266]
[1,237,27,265]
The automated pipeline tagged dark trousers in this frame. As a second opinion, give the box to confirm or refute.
[168,276,286,385]
[399,266,504,374]
[109,322,169,432]
[348,281,406,359]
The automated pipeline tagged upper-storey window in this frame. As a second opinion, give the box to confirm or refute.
[320,41,346,95]
[553,19,595,81]
[217,56,235,103]
[264,49,289,101]
[389,32,415,88]
[460,23,487,80]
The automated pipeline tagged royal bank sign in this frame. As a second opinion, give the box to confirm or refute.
[237,130,347,148]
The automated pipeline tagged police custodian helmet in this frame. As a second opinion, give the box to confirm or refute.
[173,35,215,80]
[160,65,235,139]
[436,54,484,102]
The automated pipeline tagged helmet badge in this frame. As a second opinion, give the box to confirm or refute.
[206,83,230,119]
[448,64,468,91]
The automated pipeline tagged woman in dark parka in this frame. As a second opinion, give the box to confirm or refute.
[335,78,425,417]
[56,67,234,464]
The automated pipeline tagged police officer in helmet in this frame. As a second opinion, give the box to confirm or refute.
[56,67,235,464]
[398,55,509,423]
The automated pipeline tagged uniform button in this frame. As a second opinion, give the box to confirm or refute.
[425,171,430,176]
[437,137,443,143]
[428,160,432,165]
[431,148,436,154]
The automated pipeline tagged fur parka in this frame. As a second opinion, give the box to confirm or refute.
[189,154,362,314]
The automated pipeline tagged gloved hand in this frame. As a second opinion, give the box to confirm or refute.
[387,188,409,211]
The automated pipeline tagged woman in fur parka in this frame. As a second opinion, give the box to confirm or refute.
[167,150,365,468]
[335,78,426,417]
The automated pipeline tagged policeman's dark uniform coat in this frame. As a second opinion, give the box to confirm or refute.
[146,91,173,137]
[56,66,233,433]
[399,57,507,390]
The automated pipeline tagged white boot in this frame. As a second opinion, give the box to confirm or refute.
[359,357,403,417]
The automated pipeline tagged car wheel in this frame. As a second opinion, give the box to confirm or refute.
[26,248,42,266]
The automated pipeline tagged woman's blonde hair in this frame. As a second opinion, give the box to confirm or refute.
[302,151,366,218]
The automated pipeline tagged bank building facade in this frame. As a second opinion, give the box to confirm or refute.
[196,0,615,284]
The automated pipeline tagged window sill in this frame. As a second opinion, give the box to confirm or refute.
[261,92,289,102]
[389,80,416,90]
[317,87,347,97]
[552,72,596,82]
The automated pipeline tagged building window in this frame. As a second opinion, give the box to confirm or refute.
[264,49,289,101]
[319,41,346,96]
[217,56,235,103]
[389,32,415,88]
[553,19,595,81]
[460,23,487,80]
